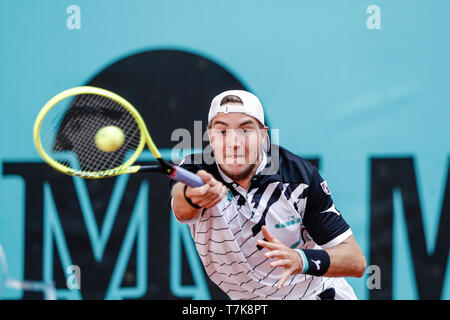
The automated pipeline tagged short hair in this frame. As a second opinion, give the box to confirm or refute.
[220,95,243,105]
[209,94,264,129]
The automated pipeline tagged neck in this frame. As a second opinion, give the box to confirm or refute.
[234,155,262,190]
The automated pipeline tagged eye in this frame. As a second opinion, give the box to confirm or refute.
[216,129,226,135]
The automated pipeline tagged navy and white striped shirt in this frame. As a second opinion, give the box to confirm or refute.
[171,145,356,300]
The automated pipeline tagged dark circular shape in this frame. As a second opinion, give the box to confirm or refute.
[86,49,249,150]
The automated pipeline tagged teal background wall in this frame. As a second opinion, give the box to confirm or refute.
[0,0,449,300]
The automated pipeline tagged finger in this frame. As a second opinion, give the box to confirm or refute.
[191,189,215,203]
[198,192,226,208]
[277,269,292,290]
[261,225,281,244]
[264,249,286,259]
[196,170,216,186]
[197,183,224,202]
[256,239,282,251]
[187,184,211,197]
[209,182,224,197]
[191,184,228,209]
[270,259,290,268]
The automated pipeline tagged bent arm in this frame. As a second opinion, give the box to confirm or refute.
[323,235,366,278]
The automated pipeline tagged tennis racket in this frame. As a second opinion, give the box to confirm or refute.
[33,86,205,187]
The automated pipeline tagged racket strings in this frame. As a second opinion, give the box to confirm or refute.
[97,95,141,168]
[68,95,123,169]
[54,94,107,169]
[75,94,139,171]
[67,95,115,170]
[40,93,142,173]
[77,94,141,171]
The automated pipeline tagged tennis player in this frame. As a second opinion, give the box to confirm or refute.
[170,90,366,300]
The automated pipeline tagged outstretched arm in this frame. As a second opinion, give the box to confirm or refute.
[171,170,227,222]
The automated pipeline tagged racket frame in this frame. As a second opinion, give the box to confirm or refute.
[33,86,164,178]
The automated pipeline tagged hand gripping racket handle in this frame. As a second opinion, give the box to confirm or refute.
[170,166,205,187]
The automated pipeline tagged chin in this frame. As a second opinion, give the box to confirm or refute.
[220,163,255,181]
[224,164,246,174]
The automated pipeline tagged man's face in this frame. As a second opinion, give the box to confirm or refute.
[208,111,267,181]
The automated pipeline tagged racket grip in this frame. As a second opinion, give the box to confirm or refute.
[171,166,205,187]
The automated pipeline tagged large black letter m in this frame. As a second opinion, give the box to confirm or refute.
[370,157,450,299]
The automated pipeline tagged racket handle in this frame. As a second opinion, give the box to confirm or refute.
[171,166,205,187]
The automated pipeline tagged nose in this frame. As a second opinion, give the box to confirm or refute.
[225,129,245,149]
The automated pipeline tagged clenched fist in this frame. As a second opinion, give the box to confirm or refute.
[171,170,228,222]
[184,170,228,209]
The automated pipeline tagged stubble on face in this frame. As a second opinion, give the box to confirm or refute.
[209,113,265,183]
[217,159,258,181]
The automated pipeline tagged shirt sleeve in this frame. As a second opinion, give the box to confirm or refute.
[302,166,352,248]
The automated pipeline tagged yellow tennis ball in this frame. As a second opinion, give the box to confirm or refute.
[95,125,125,152]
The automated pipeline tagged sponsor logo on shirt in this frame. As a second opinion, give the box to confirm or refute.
[320,181,331,195]
[275,215,301,229]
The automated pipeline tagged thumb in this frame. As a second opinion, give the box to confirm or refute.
[278,269,291,290]
[196,170,216,186]
[262,225,280,244]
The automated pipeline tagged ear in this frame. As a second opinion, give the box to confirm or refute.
[260,126,269,143]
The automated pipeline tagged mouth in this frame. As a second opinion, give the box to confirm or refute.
[223,155,247,164]
[218,162,256,181]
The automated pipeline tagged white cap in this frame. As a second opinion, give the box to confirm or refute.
[208,90,265,126]
[208,90,270,152]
